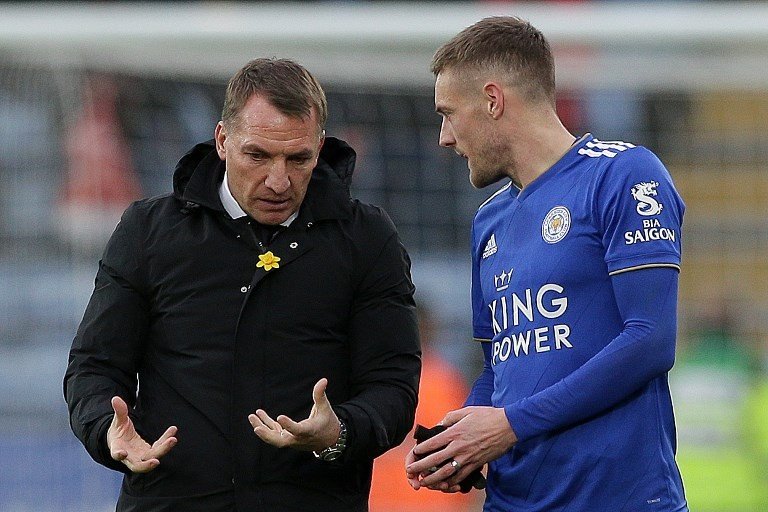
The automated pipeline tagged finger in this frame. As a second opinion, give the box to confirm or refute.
[407,448,448,473]
[249,414,292,446]
[405,449,423,489]
[249,412,282,435]
[153,425,178,446]
[124,456,160,474]
[428,482,461,493]
[312,378,329,409]
[407,472,421,490]
[411,431,450,457]
[149,438,177,460]
[248,413,264,430]
[440,407,471,428]
[251,424,288,446]
[112,449,128,462]
[445,464,475,488]
[405,448,418,467]
[425,458,478,490]
[276,414,303,435]
[148,426,178,459]
[254,409,282,431]
[256,409,283,432]
[111,396,129,426]
[415,458,459,488]
[407,449,453,479]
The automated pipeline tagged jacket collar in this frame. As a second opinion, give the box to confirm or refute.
[173,137,356,222]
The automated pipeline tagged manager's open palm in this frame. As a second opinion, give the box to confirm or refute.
[107,396,178,473]
[248,377,341,452]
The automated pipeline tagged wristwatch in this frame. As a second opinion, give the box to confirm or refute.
[313,420,347,461]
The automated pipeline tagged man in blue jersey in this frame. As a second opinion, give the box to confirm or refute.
[406,16,688,511]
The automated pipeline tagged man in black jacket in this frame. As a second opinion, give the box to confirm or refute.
[64,58,421,512]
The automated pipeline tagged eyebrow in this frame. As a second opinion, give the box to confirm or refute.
[242,143,314,159]
[288,150,314,160]
[242,142,268,154]
[435,105,450,115]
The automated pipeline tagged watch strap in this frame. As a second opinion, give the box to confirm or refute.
[313,419,347,461]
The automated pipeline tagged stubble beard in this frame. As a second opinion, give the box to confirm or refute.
[468,138,512,189]
[469,165,505,189]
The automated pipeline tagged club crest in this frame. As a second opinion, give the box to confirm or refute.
[542,206,571,244]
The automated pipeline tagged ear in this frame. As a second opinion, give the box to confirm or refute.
[483,82,504,120]
[214,121,227,160]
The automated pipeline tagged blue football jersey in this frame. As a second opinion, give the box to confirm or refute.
[470,134,687,511]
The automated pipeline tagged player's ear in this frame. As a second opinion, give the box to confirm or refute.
[483,82,504,119]
[214,122,227,160]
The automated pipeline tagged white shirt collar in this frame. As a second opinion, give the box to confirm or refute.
[218,170,298,226]
[219,170,247,219]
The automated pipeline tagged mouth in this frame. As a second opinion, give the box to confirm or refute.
[256,198,291,210]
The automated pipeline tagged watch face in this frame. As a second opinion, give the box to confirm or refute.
[322,449,342,461]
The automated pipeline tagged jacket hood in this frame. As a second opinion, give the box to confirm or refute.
[172,137,357,211]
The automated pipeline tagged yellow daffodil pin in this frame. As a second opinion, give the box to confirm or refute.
[257,251,281,271]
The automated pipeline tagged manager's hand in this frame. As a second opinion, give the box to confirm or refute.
[107,396,178,473]
[406,406,517,492]
[248,377,341,452]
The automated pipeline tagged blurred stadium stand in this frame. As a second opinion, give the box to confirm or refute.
[1,2,767,510]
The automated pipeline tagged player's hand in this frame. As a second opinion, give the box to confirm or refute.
[406,406,516,492]
[107,396,178,473]
[248,378,340,452]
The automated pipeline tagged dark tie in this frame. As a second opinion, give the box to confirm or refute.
[238,217,282,247]
[254,222,282,245]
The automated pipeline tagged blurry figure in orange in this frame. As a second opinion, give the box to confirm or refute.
[369,305,481,512]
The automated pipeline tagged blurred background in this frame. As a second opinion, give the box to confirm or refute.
[0,1,767,511]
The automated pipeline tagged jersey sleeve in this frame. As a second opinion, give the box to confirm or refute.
[595,147,685,275]
[504,266,679,441]
[464,342,494,407]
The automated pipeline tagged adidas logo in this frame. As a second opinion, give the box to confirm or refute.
[578,139,636,158]
[482,234,498,259]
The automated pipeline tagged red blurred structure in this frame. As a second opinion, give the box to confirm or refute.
[57,75,142,255]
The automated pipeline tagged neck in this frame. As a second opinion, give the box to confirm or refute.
[507,110,575,190]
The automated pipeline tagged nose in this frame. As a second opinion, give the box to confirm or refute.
[264,160,291,194]
[438,117,455,147]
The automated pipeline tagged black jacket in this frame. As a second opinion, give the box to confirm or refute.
[64,138,421,512]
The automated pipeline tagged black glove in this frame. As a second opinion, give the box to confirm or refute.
[413,424,486,493]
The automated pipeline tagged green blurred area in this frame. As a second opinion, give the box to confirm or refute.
[672,321,768,511]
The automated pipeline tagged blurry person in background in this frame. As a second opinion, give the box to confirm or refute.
[64,58,420,512]
[406,17,688,511]
[369,303,479,512]
[57,75,143,259]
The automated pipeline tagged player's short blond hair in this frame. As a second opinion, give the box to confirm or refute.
[431,16,556,107]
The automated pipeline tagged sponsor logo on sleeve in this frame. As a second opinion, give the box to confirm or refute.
[631,181,664,216]
[625,181,676,245]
